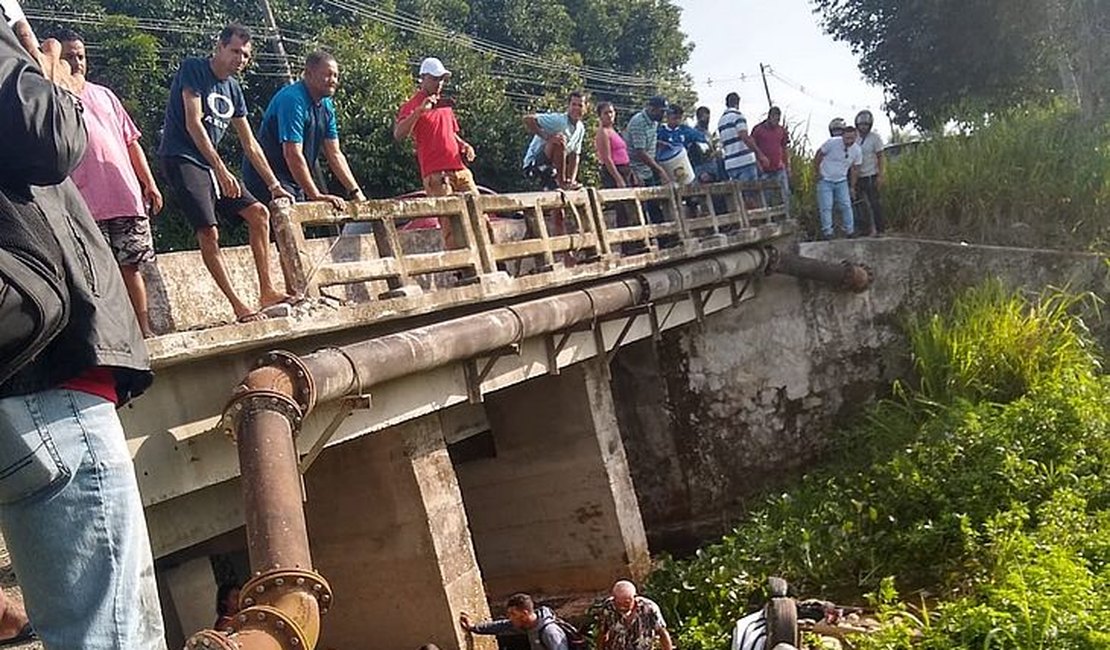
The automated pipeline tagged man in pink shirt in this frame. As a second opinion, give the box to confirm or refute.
[58,29,163,337]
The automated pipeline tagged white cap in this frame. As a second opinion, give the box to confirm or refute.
[419,57,451,78]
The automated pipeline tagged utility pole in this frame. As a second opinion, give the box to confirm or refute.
[759,63,773,109]
[257,0,294,84]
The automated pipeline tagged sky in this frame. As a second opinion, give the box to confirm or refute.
[673,0,889,150]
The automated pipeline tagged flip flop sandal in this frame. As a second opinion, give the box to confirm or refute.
[236,311,269,324]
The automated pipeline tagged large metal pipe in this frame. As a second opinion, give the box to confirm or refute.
[772,252,873,293]
[188,247,773,649]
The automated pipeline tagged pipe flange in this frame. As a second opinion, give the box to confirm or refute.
[764,245,781,275]
[230,604,310,649]
[242,568,334,615]
[185,629,241,649]
[222,390,305,441]
[256,350,317,414]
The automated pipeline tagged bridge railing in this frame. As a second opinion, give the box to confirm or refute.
[272,179,790,300]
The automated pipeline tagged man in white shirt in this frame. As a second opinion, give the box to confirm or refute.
[813,121,862,239]
[854,110,886,235]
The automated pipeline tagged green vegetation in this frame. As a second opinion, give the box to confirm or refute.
[883,103,1110,250]
[647,283,1110,650]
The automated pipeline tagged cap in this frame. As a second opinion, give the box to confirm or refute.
[666,105,683,115]
[648,95,668,109]
[419,57,451,78]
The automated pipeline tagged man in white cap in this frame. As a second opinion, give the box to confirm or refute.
[394,56,478,249]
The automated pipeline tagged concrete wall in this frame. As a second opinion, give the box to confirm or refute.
[614,237,1110,551]
[304,414,494,650]
[455,363,651,597]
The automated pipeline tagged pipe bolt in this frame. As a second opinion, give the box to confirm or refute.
[296,577,305,585]
[275,577,284,586]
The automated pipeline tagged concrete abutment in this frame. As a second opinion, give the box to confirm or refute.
[304,414,495,650]
[456,362,651,597]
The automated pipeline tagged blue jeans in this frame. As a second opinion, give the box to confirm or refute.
[0,389,166,649]
[759,168,790,211]
[816,178,854,237]
[725,163,759,182]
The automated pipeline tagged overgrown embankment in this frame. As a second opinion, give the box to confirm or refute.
[793,104,1110,250]
[646,283,1110,649]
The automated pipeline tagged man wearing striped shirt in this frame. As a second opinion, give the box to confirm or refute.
[717,92,768,184]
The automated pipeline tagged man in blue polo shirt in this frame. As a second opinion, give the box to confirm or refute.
[244,51,365,210]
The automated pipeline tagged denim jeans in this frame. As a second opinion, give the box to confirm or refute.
[0,389,166,649]
[759,168,790,212]
[816,178,854,237]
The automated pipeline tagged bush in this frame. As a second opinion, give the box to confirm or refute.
[646,284,1110,650]
[882,103,1110,250]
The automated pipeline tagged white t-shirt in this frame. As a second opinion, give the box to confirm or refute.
[818,136,862,182]
[857,131,884,177]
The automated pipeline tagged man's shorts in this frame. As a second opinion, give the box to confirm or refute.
[422,167,479,197]
[96,216,155,267]
[160,156,260,231]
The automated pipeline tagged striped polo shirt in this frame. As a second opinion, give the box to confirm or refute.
[718,108,756,170]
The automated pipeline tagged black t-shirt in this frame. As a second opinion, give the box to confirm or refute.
[158,57,247,167]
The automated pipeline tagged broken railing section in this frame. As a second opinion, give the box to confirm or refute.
[186,248,775,649]
[269,179,790,299]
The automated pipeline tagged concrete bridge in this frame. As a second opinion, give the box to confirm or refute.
[120,180,844,649]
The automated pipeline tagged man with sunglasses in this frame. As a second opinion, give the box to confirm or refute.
[813,120,862,239]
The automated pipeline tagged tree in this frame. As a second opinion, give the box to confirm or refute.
[812,0,1061,128]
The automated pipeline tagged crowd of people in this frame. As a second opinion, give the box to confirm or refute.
[0,11,884,645]
[459,580,673,650]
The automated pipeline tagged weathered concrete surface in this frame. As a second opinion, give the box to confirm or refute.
[614,237,1110,550]
[456,363,651,596]
[144,220,528,334]
[304,414,495,650]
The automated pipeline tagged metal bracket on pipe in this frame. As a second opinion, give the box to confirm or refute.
[464,344,522,404]
[730,276,754,307]
[298,394,370,474]
[603,304,655,365]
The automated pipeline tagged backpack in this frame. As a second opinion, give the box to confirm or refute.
[0,185,70,386]
[540,617,591,650]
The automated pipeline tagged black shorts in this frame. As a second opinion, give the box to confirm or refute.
[160,156,261,230]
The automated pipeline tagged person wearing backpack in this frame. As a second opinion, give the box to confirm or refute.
[460,593,571,650]
[0,22,165,649]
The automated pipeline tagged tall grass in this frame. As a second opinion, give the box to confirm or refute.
[646,284,1110,650]
[882,103,1110,250]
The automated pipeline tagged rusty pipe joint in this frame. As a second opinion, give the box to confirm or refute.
[771,252,873,293]
[220,350,318,440]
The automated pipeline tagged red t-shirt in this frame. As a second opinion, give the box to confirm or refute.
[751,121,790,172]
[60,367,119,405]
[397,90,465,178]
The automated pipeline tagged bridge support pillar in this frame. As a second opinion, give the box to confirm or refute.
[456,362,651,596]
[304,414,495,650]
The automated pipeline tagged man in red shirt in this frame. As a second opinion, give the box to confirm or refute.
[751,106,791,210]
[394,57,478,249]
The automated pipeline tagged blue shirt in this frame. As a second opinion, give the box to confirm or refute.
[656,123,707,162]
[243,80,339,199]
[522,112,585,168]
[158,57,247,167]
